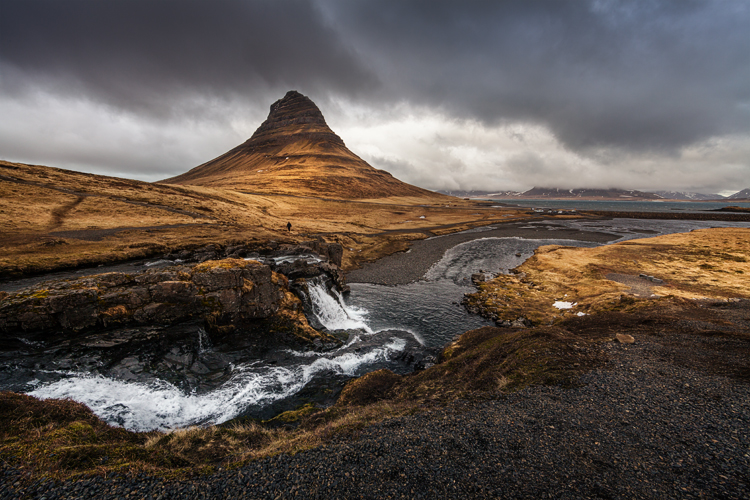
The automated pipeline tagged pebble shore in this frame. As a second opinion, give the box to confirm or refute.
[3,332,748,499]
[348,222,616,285]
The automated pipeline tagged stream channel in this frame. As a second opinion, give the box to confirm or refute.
[3,218,748,431]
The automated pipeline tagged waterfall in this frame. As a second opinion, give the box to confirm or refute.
[197,327,211,354]
[306,277,372,333]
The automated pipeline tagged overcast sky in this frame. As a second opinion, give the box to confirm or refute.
[1,0,749,195]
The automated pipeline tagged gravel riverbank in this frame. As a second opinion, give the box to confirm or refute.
[3,331,748,499]
[347,221,617,285]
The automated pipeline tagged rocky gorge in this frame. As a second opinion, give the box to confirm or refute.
[0,239,395,425]
[1,219,749,499]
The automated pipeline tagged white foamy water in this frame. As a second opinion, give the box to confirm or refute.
[271,254,324,265]
[25,218,747,432]
[308,279,372,333]
[144,259,174,267]
[29,338,406,432]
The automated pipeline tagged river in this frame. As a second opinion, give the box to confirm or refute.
[5,218,749,431]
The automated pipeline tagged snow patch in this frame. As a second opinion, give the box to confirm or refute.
[553,301,576,310]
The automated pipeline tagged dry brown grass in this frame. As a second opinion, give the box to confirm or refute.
[0,160,531,277]
[0,389,415,483]
[143,423,276,466]
[4,218,749,484]
[465,227,750,325]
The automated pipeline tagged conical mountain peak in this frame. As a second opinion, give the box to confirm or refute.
[248,90,344,147]
[264,90,327,128]
[163,91,442,200]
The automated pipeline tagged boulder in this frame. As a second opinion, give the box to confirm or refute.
[300,238,344,267]
[615,333,635,344]
[320,262,349,293]
[99,288,151,309]
[274,259,327,282]
[191,265,244,291]
[93,272,135,289]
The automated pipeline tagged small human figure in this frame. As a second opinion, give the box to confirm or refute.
[287,222,292,232]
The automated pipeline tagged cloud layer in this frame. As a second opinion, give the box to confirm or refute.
[1,0,748,193]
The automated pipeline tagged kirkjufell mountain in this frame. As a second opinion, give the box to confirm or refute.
[164,91,443,200]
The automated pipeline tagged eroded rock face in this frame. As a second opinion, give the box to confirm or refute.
[250,90,346,147]
[0,256,353,406]
[0,259,286,336]
[165,238,344,272]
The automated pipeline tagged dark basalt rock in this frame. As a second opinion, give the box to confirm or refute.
[0,257,350,396]
[250,90,346,148]
[164,237,347,292]
[0,259,286,337]
[166,238,343,268]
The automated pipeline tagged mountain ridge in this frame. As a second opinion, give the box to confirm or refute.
[441,187,735,201]
[727,188,750,200]
[520,187,659,199]
[652,190,724,201]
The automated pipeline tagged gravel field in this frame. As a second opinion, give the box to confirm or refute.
[347,222,616,285]
[3,332,748,499]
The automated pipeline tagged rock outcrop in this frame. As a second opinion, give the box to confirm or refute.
[165,238,344,268]
[0,259,306,338]
[0,257,352,401]
[163,238,348,292]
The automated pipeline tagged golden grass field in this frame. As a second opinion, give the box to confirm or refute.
[2,150,749,483]
[0,159,532,277]
[465,227,750,325]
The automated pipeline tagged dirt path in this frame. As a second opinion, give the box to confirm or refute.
[47,196,85,230]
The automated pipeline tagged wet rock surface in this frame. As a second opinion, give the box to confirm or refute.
[0,251,354,414]
[165,237,344,268]
[0,259,285,336]
[3,331,749,499]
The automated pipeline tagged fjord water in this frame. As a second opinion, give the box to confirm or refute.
[23,218,750,431]
[494,199,750,213]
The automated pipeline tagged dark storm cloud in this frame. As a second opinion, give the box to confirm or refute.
[2,0,747,150]
[0,0,748,190]
[323,0,750,151]
[0,0,378,118]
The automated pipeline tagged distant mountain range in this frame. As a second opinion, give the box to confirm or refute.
[727,188,750,200]
[520,187,658,199]
[439,187,750,201]
[439,190,523,198]
[652,191,724,201]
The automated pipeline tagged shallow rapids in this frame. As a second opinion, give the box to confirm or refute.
[28,336,409,432]
[16,218,750,431]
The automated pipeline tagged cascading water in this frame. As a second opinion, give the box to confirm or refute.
[28,337,408,431]
[197,327,212,354]
[17,218,746,432]
[25,275,420,431]
[306,276,371,333]
[344,237,599,348]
